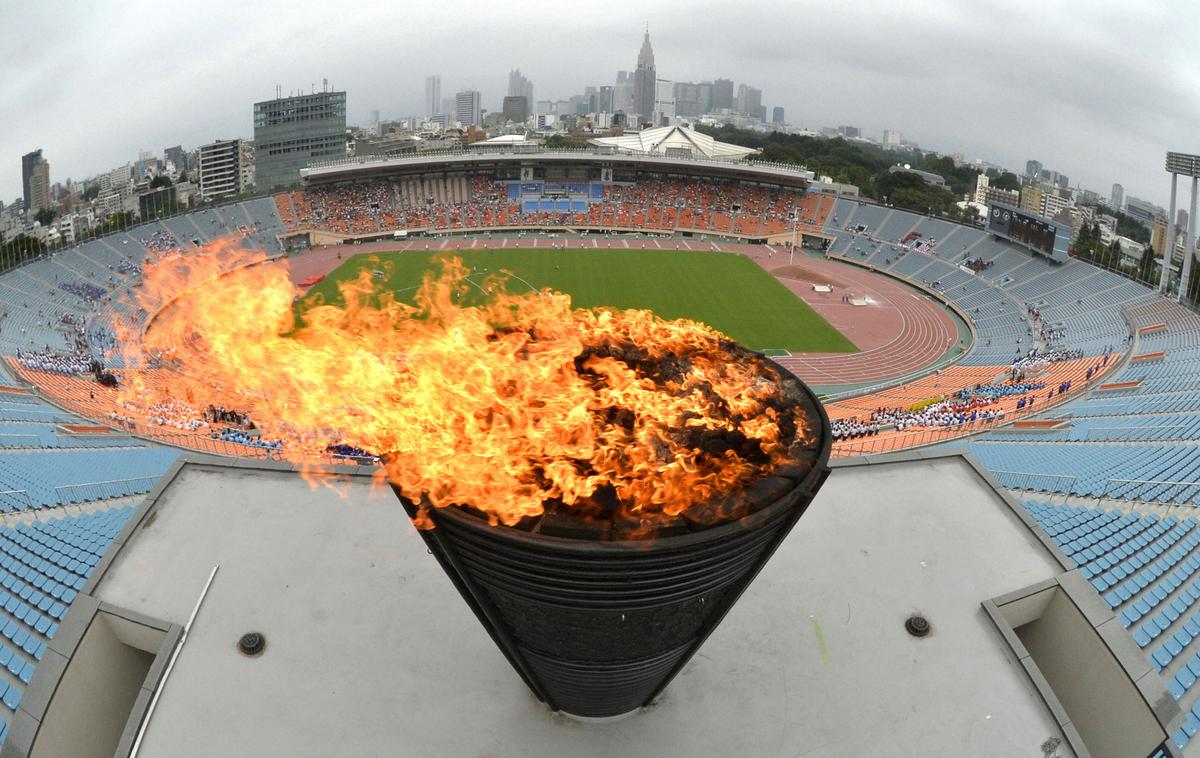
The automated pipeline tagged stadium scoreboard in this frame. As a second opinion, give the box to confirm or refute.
[986,203,1071,263]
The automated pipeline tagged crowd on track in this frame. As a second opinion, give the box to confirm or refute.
[57,281,107,302]
[142,231,179,254]
[15,349,94,375]
[1010,348,1086,374]
[325,443,380,462]
[218,428,283,450]
[832,396,1007,441]
[146,400,208,432]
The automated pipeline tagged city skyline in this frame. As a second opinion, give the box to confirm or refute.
[1,0,1197,207]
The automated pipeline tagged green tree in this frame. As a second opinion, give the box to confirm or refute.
[992,172,1020,192]
[33,208,56,226]
[1137,244,1157,284]
[0,234,47,269]
[1187,254,1200,306]
[149,175,173,189]
[82,184,100,201]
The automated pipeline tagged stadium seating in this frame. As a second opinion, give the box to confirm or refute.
[0,506,136,745]
[1020,500,1200,752]
[958,300,1200,503]
[6,178,1200,751]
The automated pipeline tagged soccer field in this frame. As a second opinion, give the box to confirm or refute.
[298,248,858,354]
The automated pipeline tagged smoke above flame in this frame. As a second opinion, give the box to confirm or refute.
[116,242,810,527]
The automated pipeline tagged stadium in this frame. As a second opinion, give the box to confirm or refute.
[0,132,1197,757]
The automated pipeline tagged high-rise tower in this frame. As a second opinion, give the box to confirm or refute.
[632,29,656,125]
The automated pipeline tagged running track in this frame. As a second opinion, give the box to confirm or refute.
[284,236,962,390]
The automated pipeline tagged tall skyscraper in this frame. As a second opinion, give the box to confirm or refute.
[672,82,712,118]
[1110,183,1124,211]
[598,85,614,113]
[654,79,675,123]
[253,89,347,191]
[1025,160,1042,179]
[614,71,635,113]
[425,75,442,118]
[772,106,785,125]
[712,79,734,110]
[27,160,50,214]
[21,150,44,211]
[507,70,533,108]
[632,29,656,124]
[736,84,762,118]
[455,90,482,127]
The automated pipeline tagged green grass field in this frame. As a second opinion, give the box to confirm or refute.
[297,249,857,353]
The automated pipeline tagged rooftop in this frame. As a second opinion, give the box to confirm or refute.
[5,451,1165,757]
[588,125,758,161]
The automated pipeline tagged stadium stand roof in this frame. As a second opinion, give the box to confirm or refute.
[1,451,1176,757]
[588,125,758,160]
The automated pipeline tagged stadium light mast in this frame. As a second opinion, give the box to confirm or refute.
[1161,152,1200,301]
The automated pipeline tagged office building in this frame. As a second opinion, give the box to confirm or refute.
[772,107,785,125]
[197,139,247,200]
[1125,196,1164,226]
[21,150,45,211]
[712,79,734,110]
[736,85,762,118]
[1019,185,1045,216]
[253,90,347,191]
[973,173,1019,209]
[882,130,902,147]
[1110,183,1124,211]
[26,160,50,214]
[632,30,656,124]
[838,125,861,139]
[507,70,533,108]
[672,81,712,119]
[1025,160,1042,179]
[613,71,635,114]
[654,79,675,123]
[164,145,188,174]
[597,85,614,114]
[502,96,529,124]
[455,90,482,127]
[1042,190,1072,219]
[425,75,441,118]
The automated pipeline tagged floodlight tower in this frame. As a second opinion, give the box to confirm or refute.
[1160,152,1200,301]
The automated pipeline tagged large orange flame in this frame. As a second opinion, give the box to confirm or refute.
[113,242,810,527]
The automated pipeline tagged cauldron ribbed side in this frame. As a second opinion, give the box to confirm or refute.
[396,362,831,718]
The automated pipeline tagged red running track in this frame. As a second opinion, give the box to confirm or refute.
[283,237,961,389]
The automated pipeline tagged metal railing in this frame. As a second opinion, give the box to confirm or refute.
[988,470,1079,493]
[1101,478,1200,504]
[53,476,161,505]
[0,490,34,512]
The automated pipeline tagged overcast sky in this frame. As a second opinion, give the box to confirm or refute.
[2,0,1197,209]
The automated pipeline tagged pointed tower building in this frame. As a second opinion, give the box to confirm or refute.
[632,28,656,126]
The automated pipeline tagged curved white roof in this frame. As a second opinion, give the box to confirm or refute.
[589,125,759,161]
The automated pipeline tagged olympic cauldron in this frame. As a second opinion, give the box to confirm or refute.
[392,348,831,719]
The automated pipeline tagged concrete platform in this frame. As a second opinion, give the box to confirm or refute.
[22,451,1098,757]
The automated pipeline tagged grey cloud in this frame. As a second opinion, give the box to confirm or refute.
[1,0,1196,208]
